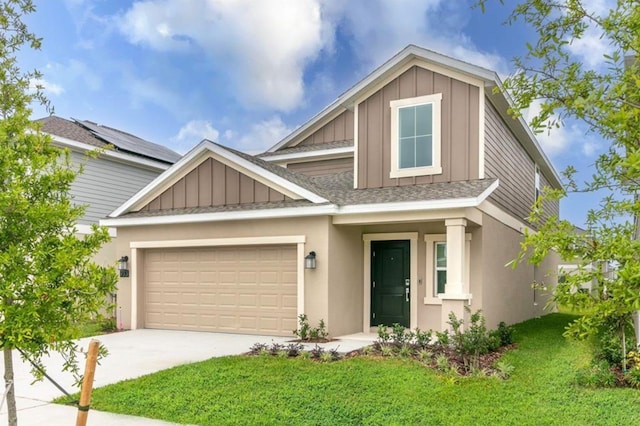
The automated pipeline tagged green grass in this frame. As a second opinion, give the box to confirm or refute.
[63,314,640,425]
[75,318,116,338]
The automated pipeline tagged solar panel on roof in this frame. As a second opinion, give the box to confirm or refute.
[76,120,181,164]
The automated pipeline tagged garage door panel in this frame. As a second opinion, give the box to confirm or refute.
[144,245,297,336]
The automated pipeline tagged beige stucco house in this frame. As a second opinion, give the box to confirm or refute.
[102,45,560,337]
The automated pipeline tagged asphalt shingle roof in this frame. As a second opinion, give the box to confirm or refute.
[35,116,181,164]
[259,140,353,157]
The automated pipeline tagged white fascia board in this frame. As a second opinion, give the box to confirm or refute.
[101,204,337,227]
[46,133,171,171]
[260,146,354,163]
[209,143,328,203]
[267,44,497,153]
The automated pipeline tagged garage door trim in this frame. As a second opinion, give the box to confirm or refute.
[128,235,306,330]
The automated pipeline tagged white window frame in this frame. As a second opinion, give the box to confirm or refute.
[424,234,472,305]
[434,242,447,296]
[390,93,443,178]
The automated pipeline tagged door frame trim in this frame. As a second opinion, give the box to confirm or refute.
[363,233,418,332]
[129,235,306,330]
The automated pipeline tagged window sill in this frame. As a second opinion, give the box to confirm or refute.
[423,297,442,305]
[390,166,442,179]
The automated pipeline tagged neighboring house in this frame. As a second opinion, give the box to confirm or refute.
[35,116,181,269]
[102,45,561,337]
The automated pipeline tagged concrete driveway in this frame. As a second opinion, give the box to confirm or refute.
[0,329,375,425]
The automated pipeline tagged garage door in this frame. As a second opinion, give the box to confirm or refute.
[144,245,298,336]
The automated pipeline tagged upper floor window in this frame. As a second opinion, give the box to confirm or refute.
[390,93,443,178]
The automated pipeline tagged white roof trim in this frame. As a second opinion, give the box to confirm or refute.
[101,180,498,227]
[75,223,117,237]
[102,205,337,227]
[44,132,171,171]
[109,140,328,217]
[260,146,354,163]
[269,45,497,152]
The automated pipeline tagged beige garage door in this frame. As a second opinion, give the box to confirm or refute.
[144,245,297,336]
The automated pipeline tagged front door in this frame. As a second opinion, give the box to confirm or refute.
[371,240,410,328]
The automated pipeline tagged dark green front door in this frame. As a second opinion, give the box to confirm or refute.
[371,240,410,327]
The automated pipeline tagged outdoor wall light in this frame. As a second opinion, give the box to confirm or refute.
[304,251,317,270]
[118,255,129,278]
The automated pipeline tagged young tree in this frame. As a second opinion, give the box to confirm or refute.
[0,1,117,424]
[477,0,640,367]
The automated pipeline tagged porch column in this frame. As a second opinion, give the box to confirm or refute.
[439,218,472,330]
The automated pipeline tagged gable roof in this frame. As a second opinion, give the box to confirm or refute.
[35,116,181,165]
[109,139,330,218]
[266,44,562,189]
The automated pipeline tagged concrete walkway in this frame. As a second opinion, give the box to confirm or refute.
[0,330,375,425]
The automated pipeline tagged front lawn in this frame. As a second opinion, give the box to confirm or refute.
[66,314,640,425]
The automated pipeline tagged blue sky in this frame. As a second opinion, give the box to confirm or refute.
[20,0,611,227]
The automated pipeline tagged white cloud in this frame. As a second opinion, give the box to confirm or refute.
[29,78,65,96]
[323,0,508,74]
[525,99,599,158]
[236,116,295,153]
[174,120,220,143]
[564,0,616,68]
[118,0,326,111]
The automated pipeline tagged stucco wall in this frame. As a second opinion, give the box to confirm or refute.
[114,216,331,331]
[480,213,557,328]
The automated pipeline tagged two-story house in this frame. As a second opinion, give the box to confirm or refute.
[102,45,561,336]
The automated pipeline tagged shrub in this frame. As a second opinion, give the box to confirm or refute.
[493,361,515,380]
[285,343,304,357]
[309,344,324,359]
[625,367,640,389]
[576,361,617,388]
[398,344,413,358]
[293,314,330,341]
[414,328,432,348]
[448,309,494,370]
[248,342,268,355]
[376,324,391,344]
[434,330,450,346]
[390,323,414,345]
[494,321,515,346]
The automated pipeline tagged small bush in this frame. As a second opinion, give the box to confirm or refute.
[285,343,304,357]
[328,348,341,361]
[398,344,413,358]
[495,321,515,346]
[414,328,432,348]
[418,349,433,362]
[248,343,268,355]
[309,344,324,359]
[293,315,330,341]
[381,345,395,357]
[625,367,640,389]
[390,323,414,345]
[434,330,449,346]
[448,308,494,370]
[376,324,391,344]
[576,361,617,388]
[269,343,284,356]
[493,361,515,380]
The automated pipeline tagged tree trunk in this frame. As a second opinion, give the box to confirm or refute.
[3,347,17,426]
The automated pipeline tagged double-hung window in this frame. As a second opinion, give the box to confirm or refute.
[390,93,443,178]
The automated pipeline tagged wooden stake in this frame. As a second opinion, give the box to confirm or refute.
[76,339,100,426]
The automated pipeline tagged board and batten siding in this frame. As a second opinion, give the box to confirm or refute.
[286,157,354,176]
[141,157,289,211]
[69,151,160,225]
[484,100,559,223]
[297,110,354,147]
[357,65,480,189]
